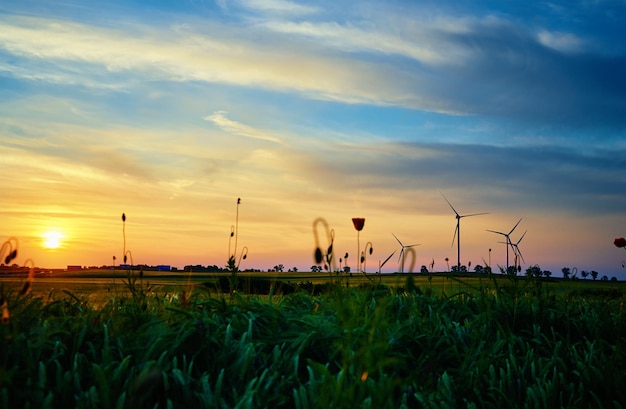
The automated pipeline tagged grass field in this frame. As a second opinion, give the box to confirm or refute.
[1,270,625,408]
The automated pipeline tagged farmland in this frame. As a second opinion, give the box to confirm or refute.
[1,268,623,302]
[1,270,625,408]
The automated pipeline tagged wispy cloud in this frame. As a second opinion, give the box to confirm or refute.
[1,8,624,129]
[204,111,282,143]
[236,0,318,16]
[536,30,585,53]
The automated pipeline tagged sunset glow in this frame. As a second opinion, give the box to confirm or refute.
[42,231,63,250]
[1,1,625,278]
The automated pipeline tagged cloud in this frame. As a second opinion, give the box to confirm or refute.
[237,0,318,15]
[260,20,463,65]
[537,30,584,54]
[290,139,626,216]
[204,111,282,143]
[1,4,625,134]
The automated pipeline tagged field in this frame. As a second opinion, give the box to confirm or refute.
[1,270,625,408]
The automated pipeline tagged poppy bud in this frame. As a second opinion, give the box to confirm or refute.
[344,252,349,259]
[124,254,127,263]
[6,249,18,264]
[243,254,247,260]
[327,244,333,256]
[352,218,365,231]
[314,248,323,264]
[369,247,373,255]
[360,255,365,263]
[122,213,126,222]
[614,238,626,248]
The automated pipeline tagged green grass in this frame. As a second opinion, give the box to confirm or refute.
[1,272,625,408]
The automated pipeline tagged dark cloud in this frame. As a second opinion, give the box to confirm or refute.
[304,141,626,216]
[403,21,626,130]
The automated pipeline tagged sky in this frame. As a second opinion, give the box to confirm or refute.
[1,0,625,278]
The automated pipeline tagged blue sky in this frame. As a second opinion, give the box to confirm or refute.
[1,0,625,277]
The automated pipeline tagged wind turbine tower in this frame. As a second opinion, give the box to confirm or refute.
[487,218,522,271]
[441,193,489,271]
[511,230,527,269]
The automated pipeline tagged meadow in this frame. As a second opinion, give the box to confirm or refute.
[1,270,625,408]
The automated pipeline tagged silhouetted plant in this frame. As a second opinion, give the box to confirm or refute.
[360,241,373,274]
[352,217,365,273]
[226,198,247,292]
[312,217,336,274]
[122,212,133,266]
[0,237,19,265]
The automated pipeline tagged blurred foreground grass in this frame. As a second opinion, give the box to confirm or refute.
[1,271,625,408]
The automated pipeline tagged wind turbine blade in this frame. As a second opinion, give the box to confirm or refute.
[392,233,403,246]
[516,246,526,264]
[397,248,405,263]
[461,212,490,218]
[440,192,459,216]
[516,230,527,245]
[451,224,458,247]
[509,218,523,235]
[380,251,396,268]
[486,229,506,237]
[406,244,421,248]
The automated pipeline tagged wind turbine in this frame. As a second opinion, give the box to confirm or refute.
[441,193,489,271]
[487,218,522,271]
[392,233,420,273]
[510,230,527,269]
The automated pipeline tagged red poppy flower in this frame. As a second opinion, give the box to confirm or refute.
[614,237,626,248]
[352,218,365,231]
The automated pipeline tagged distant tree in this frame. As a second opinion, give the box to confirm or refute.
[474,265,484,273]
[451,265,468,273]
[343,266,351,273]
[581,270,589,280]
[311,265,322,273]
[420,265,429,273]
[543,270,552,278]
[611,276,618,282]
[601,275,608,281]
[561,267,571,280]
[506,266,517,276]
[526,265,542,278]
[591,270,599,280]
[273,264,284,272]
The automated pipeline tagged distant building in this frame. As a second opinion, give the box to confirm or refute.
[157,265,170,271]
[66,265,82,271]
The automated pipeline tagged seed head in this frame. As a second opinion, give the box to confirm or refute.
[314,248,323,264]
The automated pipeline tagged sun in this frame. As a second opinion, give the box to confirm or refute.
[42,231,64,249]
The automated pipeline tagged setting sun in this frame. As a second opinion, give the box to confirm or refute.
[42,231,64,249]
